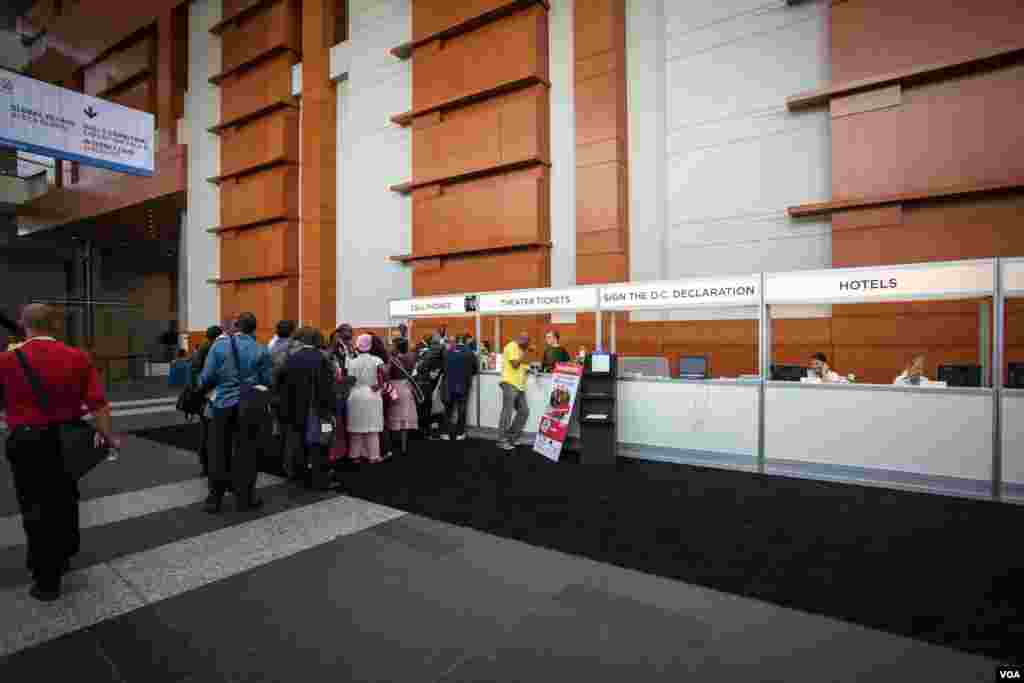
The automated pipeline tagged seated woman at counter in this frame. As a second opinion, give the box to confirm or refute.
[542,330,571,372]
[809,352,844,382]
[894,355,927,386]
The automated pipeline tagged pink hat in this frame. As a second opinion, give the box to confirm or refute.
[356,334,372,353]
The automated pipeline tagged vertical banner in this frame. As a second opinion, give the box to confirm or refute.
[533,362,583,462]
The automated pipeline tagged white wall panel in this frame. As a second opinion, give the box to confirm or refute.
[337,0,412,327]
[549,0,576,323]
[1002,393,1024,485]
[184,0,222,332]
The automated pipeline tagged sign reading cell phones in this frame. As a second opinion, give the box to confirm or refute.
[533,362,583,462]
[600,276,759,310]
[478,287,598,314]
[389,295,478,318]
[766,259,995,305]
[0,69,154,176]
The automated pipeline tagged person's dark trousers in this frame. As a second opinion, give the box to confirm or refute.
[6,426,80,592]
[283,428,329,489]
[209,404,265,508]
[445,395,469,439]
[207,406,238,503]
[197,414,211,476]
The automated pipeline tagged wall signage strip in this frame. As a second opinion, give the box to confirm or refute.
[0,69,155,176]
[600,276,759,310]
[389,295,478,318]
[477,287,598,315]
[766,259,995,305]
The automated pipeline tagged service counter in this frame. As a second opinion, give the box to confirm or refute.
[765,382,994,482]
[1002,389,1024,486]
[475,371,758,456]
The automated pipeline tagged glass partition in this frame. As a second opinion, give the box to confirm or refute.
[1002,258,1024,501]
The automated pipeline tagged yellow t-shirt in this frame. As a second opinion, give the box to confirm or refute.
[501,341,528,391]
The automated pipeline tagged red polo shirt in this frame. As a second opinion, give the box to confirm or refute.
[0,338,108,429]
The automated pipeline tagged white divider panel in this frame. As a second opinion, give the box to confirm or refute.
[600,274,759,311]
[1004,258,1024,296]
[1002,393,1024,485]
[476,372,580,438]
[478,286,598,315]
[617,381,758,455]
[766,258,995,305]
[765,385,993,481]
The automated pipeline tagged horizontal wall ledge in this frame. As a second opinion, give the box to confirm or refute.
[392,241,552,263]
[94,68,152,99]
[390,75,550,127]
[209,45,299,85]
[787,42,1024,110]
[787,178,1024,218]
[207,272,297,285]
[210,0,283,35]
[389,158,550,195]
[206,216,298,234]
[389,0,549,60]
[207,158,297,185]
[208,98,299,134]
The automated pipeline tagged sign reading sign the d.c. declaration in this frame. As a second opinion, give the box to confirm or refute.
[0,70,154,176]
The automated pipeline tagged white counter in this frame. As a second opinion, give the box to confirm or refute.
[1002,390,1024,485]
[478,372,580,439]
[765,382,994,481]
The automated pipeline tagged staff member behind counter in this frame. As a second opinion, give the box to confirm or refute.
[894,355,928,386]
[809,352,845,383]
[541,330,570,372]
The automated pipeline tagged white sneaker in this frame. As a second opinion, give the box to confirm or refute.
[498,441,515,451]
[440,434,451,441]
[455,434,467,441]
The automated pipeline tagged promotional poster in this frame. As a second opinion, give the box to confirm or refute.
[533,362,583,462]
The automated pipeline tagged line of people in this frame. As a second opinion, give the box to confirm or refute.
[185,314,488,511]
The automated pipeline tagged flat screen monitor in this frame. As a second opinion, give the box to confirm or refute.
[590,353,611,374]
[679,356,707,379]
[937,364,982,388]
[1009,362,1024,389]
[771,364,806,382]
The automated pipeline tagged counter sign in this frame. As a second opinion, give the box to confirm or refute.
[600,278,759,310]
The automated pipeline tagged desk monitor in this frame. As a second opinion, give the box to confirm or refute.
[771,364,806,382]
[1009,362,1024,389]
[937,364,982,388]
[678,355,708,380]
[590,352,611,374]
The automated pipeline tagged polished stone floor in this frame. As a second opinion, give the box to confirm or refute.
[0,413,1006,682]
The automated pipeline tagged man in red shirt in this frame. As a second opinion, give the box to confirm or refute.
[0,304,122,601]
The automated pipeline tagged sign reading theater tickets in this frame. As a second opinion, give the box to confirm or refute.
[388,294,478,318]
[534,362,583,462]
[766,259,995,305]
[600,275,759,310]
[478,287,598,314]
[0,70,154,176]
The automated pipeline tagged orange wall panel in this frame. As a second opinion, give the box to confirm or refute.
[576,253,626,285]
[831,194,1024,268]
[107,78,154,114]
[219,166,299,228]
[412,166,549,255]
[219,108,299,178]
[413,0,512,42]
[223,277,298,338]
[413,248,549,296]
[220,221,298,281]
[412,84,548,183]
[219,52,296,124]
[221,0,300,74]
[83,36,154,95]
[830,0,1024,84]
[831,65,1024,199]
[411,4,548,112]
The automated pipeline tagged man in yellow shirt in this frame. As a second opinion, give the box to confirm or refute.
[498,332,531,450]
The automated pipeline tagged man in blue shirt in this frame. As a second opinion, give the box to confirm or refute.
[199,312,273,513]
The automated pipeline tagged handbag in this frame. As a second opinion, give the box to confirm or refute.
[390,356,425,404]
[14,349,109,480]
[176,383,205,421]
[228,334,271,423]
[305,358,336,447]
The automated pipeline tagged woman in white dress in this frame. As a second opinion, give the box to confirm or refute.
[347,334,386,463]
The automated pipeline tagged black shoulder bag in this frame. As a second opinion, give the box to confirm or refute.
[14,349,109,480]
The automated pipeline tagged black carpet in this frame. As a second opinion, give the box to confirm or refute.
[131,423,1023,660]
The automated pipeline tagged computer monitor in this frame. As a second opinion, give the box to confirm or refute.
[937,364,982,388]
[771,364,806,382]
[1007,362,1024,389]
[678,356,707,380]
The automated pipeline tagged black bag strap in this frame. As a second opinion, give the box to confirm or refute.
[14,348,52,415]
[391,356,424,404]
[227,334,253,387]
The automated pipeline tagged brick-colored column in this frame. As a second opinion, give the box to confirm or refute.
[301,0,338,330]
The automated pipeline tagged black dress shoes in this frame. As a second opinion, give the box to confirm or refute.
[203,495,223,513]
[30,584,61,602]
[237,496,264,512]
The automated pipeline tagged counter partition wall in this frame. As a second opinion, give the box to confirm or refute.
[387,257,1020,503]
[1001,258,1024,501]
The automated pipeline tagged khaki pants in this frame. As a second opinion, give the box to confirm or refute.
[498,382,529,445]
